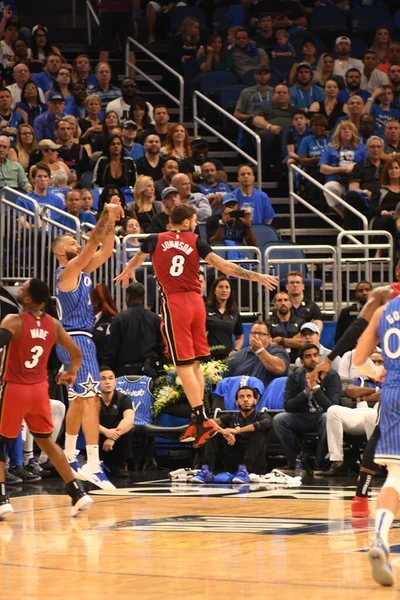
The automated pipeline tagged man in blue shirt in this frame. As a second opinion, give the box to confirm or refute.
[289,63,325,110]
[32,53,63,93]
[121,120,145,160]
[0,87,23,145]
[232,164,275,224]
[55,189,97,231]
[16,162,65,227]
[337,68,371,105]
[34,92,65,142]
[199,161,231,209]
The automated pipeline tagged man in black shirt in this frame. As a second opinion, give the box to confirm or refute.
[134,133,163,181]
[191,386,272,483]
[267,291,305,362]
[103,283,165,377]
[181,137,227,183]
[148,186,181,233]
[335,280,372,343]
[285,270,323,333]
[253,13,276,58]
[154,157,179,201]
[138,104,170,146]
[99,367,135,477]
[55,118,92,184]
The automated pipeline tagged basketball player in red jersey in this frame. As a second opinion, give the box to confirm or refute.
[0,279,93,520]
[115,204,279,448]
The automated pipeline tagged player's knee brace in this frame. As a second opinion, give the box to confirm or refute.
[383,464,400,495]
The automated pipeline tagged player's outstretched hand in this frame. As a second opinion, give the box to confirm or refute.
[104,196,125,221]
[114,268,137,287]
[259,273,279,290]
[56,371,77,386]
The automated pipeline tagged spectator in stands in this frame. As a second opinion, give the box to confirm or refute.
[147,185,181,233]
[78,94,103,140]
[343,135,385,230]
[388,65,400,110]
[131,98,152,137]
[71,54,97,88]
[382,119,400,160]
[339,348,364,382]
[324,351,382,476]
[320,121,367,217]
[285,111,310,169]
[168,17,205,74]
[231,28,269,81]
[99,367,134,477]
[13,123,37,172]
[107,78,151,123]
[271,29,295,59]
[32,138,77,188]
[370,158,400,244]
[334,95,365,133]
[253,13,275,57]
[56,189,97,231]
[103,282,165,378]
[371,27,392,66]
[90,283,118,366]
[183,137,228,183]
[89,63,121,112]
[29,26,61,73]
[333,37,363,79]
[54,118,92,183]
[337,69,370,105]
[274,344,341,475]
[206,192,256,246]
[192,386,271,484]
[289,39,318,83]
[17,162,65,227]
[0,16,18,68]
[137,104,169,146]
[308,79,345,132]
[359,113,380,145]
[285,270,323,331]
[13,39,29,68]
[33,91,64,142]
[0,134,30,191]
[160,122,191,160]
[335,280,372,342]
[205,276,244,360]
[135,133,163,181]
[0,86,22,145]
[377,42,400,76]
[48,66,73,103]
[95,109,122,149]
[98,0,136,79]
[154,156,179,201]
[252,84,297,176]
[97,185,132,223]
[198,34,233,73]
[288,63,324,111]
[267,291,305,362]
[64,82,87,119]
[145,0,176,45]
[15,80,47,128]
[198,161,231,206]
[298,114,331,202]
[313,53,344,90]
[92,134,137,189]
[360,50,388,93]
[225,320,289,387]
[363,86,400,136]
[7,63,36,108]
[132,174,162,232]
[120,120,144,160]
[31,52,63,93]
[81,187,95,215]
[234,64,273,123]
[295,323,341,372]
[171,172,211,224]
[232,164,275,224]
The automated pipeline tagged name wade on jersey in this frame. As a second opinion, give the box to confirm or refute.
[161,240,194,255]
[30,327,49,340]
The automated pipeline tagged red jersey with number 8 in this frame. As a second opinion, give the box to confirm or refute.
[151,231,203,296]
[1,312,56,384]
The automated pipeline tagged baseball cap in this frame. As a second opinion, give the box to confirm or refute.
[48,91,64,102]
[254,64,271,74]
[191,137,209,149]
[32,24,48,36]
[222,193,238,205]
[300,322,320,335]
[161,186,178,200]
[37,139,61,150]
[122,120,137,129]
[296,61,312,73]
[335,36,351,46]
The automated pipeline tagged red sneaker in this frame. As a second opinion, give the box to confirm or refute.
[180,422,197,443]
[193,419,220,449]
[351,495,370,518]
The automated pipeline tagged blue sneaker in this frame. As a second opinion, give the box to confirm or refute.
[191,465,213,484]
[368,534,395,586]
[232,465,250,484]
[79,462,116,490]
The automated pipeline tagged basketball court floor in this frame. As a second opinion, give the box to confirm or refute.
[1,473,399,600]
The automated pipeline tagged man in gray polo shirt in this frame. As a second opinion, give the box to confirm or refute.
[0,135,31,194]
[232,28,269,81]
[234,64,274,123]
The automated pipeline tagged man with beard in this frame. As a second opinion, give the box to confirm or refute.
[333,37,363,79]
[335,280,372,342]
[273,344,341,475]
[135,133,163,181]
[181,137,227,183]
[388,64,400,110]
[266,291,305,363]
[154,157,179,200]
[382,118,400,161]
[138,104,169,146]
[106,77,153,123]
[338,68,371,105]
[198,161,231,209]
[377,42,400,76]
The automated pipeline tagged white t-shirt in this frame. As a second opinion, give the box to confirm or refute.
[339,350,363,381]
[333,57,363,78]
[106,97,154,123]
[0,40,14,68]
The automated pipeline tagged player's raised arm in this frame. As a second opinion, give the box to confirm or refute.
[85,196,125,273]
[114,250,148,287]
[353,305,385,380]
[53,320,83,386]
[204,251,279,291]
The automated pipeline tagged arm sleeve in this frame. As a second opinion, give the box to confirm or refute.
[284,374,309,412]
[298,137,309,156]
[141,234,158,255]
[195,195,212,223]
[254,412,272,432]
[309,302,322,320]
[79,147,92,173]
[329,317,368,361]
[101,317,119,370]
[196,238,213,259]
[120,392,134,412]
[349,161,363,184]
[318,146,331,167]
[262,192,276,222]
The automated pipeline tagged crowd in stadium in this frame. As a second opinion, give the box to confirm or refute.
[0,0,398,486]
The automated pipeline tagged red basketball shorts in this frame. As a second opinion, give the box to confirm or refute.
[0,381,54,439]
[161,292,210,365]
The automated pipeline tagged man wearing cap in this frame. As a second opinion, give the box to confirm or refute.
[234,64,274,122]
[154,157,179,201]
[206,193,256,245]
[377,42,400,76]
[181,137,228,184]
[32,53,63,93]
[147,186,181,233]
[106,77,153,122]
[0,87,22,145]
[121,120,145,160]
[289,63,324,110]
[333,37,363,78]
[171,173,212,224]
[198,162,231,207]
[267,291,305,363]
[231,28,269,81]
[33,92,65,142]
[55,189,97,231]
[7,63,44,108]
[0,16,18,68]
[295,323,341,372]
[138,104,170,146]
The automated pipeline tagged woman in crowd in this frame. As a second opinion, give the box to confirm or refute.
[12,124,38,171]
[71,54,98,87]
[198,34,233,73]
[363,85,400,136]
[160,122,192,159]
[313,53,344,90]
[47,66,73,102]
[29,139,77,187]
[15,80,47,126]
[370,158,400,243]
[206,276,244,360]
[131,98,152,136]
[371,27,392,65]
[90,283,118,366]
[288,39,318,85]
[131,175,162,232]
[309,79,346,131]
[320,120,367,216]
[88,109,121,153]
[29,25,61,72]
[98,185,132,220]
[78,94,103,138]
[81,188,96,217]
[92,135,137,188]
[336,95,365,132]
[169,17,205,73]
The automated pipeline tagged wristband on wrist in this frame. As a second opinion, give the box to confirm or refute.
[218,220,224,226]
[255,347,264,355]
[266,123,271,130]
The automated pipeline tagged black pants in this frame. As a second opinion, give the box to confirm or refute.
[203,430,269,474]
[343,191,368,230]
[99,432,132,469]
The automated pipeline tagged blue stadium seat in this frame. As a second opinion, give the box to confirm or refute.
[270,57,297,82]
[252,224,280,248]
[170,7,208,33]
[213,376,265,410]
[262,242,323,291]
[259,377,288,410]
[352,7,393,33]
[394,8,400,30]
[309,7,348,33]
[199,71,238,96]
[220,84,246,112]
[241,70,256,86]
[347,38,368,60]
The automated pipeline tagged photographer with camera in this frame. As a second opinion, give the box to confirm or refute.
[206,193,256,246]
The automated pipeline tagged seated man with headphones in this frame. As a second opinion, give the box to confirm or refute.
[191,386,272,485]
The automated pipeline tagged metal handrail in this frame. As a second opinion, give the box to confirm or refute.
[86,0,99,46]
[193,90,262,190]
[289,164,368,247]
[125,37,184,123]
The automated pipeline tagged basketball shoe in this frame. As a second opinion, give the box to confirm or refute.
[180,415,197,443]
[0,484,13,520]
[79,462,116,490]
[193,419,220,448]
[351,496,369,518]
[65,481,94,517]
[368,534,395,586]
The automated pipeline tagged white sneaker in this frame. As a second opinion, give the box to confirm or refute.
[79,462,116,490]
[71,494,94,517]
[65,451,87,481]
[0,495,13,520]
[369,535,395,586]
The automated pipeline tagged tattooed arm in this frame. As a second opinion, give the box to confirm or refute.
[204,252,278,290]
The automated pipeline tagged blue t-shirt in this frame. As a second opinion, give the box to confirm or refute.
[289,85,325,110]
[370,104,400,135]
[0,111,23,145]
[56,210,97,231]
[31,72,54,93]
[298,134,331,159]
[225,345,290,387]
[319,143,367,182]
[199,182,232,195]
[337,89,371,105]
[232,187,276,224]
[124,142,145,160]
[17,190,65,222]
